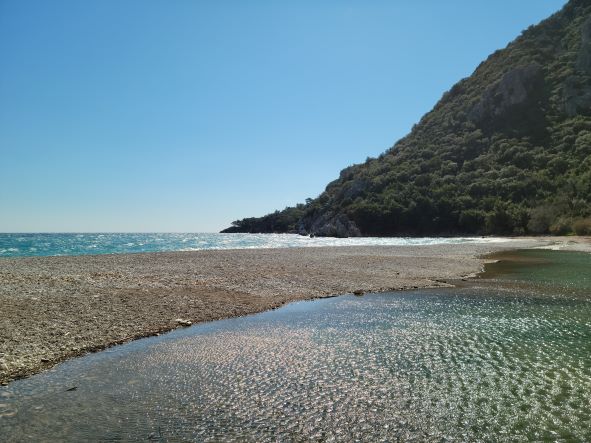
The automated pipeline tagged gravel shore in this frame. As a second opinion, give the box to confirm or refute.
[1,237,589,384]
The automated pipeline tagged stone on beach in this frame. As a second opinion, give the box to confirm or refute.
[175,319,192,327]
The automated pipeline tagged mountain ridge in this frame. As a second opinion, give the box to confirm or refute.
[223,0,591,237]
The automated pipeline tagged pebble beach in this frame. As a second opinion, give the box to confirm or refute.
[1,237,589,384]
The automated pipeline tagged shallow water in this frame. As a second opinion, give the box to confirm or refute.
[0,232,510,257]
[482,249,591,293]
[1,250,591,442]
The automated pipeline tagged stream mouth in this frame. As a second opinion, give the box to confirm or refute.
[2,250,591,442]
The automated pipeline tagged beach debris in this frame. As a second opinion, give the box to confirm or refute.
[353,290,364,296]
[65,386,77,392]
[175,318,192,327]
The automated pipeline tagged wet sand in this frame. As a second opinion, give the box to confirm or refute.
[1,236,589,384]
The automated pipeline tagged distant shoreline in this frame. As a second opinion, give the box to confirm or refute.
[1,236,589,385]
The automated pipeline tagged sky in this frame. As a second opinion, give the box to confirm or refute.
[0,0,568,232]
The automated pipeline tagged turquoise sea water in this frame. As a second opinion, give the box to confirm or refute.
[1,250,590,441]
[0,233,508,257]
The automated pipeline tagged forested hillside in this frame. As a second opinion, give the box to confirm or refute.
[224,0,591,237]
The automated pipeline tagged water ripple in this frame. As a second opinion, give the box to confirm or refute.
[2,289,591,441]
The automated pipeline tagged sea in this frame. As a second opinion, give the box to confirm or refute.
[0,233,511,258]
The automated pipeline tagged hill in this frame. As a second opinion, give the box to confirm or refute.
[223,0,591,237]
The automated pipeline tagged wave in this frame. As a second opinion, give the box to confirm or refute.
[0,233,510,258]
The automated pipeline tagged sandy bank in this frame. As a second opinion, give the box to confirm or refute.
[1,236,589,384]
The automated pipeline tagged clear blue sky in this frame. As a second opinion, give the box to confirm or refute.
[0,0,567,232]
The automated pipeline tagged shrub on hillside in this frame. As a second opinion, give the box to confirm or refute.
[527,205,559,234]
[573,218,591,235]
[549,217,574,235]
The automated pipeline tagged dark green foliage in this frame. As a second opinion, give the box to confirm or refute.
[528,205,564,234]
[223,0,591,237]
[221,204,307,234]
[550,217,576,235]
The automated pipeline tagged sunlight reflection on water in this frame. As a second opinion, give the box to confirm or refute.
[2,284,591,442]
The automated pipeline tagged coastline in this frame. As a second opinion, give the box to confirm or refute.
[1,236,589,385]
